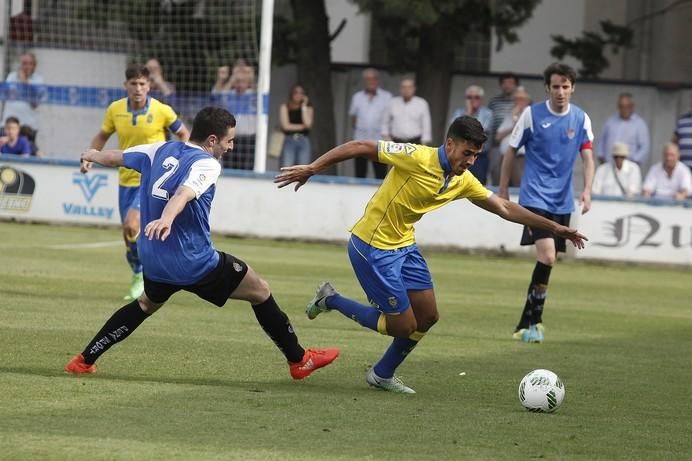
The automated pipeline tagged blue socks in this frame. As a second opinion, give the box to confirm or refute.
[373,336,421,379]
[125,235,142,274]
[326,294,381,331]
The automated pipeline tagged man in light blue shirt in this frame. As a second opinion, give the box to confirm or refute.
[449,85,493,184]
[596,93,650,166]
[349,68,392,179]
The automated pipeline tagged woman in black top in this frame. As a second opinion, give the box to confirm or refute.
[279,84,314,167]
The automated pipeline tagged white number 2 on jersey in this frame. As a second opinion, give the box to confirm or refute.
[152,156,179,200]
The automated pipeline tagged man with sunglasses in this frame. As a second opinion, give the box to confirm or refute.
[449,85,493,184]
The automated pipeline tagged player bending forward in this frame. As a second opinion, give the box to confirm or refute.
[65,107,338,379]
[275,115,586,393]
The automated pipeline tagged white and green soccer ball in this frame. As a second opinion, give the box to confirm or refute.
[518,369,565,413]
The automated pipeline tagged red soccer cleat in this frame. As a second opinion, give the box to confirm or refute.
[289,348,340,380]
[64,353,97,374]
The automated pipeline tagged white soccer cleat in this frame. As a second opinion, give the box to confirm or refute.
[306,281,337,320]
[366,368,416,394]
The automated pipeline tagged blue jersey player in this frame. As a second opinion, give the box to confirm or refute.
[499,63,595,343]
[65,107,339,379]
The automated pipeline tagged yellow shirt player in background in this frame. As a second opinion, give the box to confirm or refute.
[276,115,587,394]
[84,63,190,300]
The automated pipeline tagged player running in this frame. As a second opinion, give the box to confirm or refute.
[66,107,339,379]
[85,64,190,300]
[275,115,587,393]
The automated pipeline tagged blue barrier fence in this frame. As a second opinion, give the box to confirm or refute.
[0,82,267,115]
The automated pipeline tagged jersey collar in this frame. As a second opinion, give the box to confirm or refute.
[127,96,151,125]
[437,144,453,176]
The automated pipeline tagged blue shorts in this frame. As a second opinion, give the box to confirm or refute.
[118,185,141,223]
[348,235,433,314]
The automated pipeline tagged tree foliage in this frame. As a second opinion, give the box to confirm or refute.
[551,20,633,78]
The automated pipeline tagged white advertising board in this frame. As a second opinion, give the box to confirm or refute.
[2,159,690,266]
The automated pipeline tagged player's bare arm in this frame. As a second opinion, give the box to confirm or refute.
[80,148,124,173]
[144,185,196,241]
[81,130,113,173]
[580,148,595,214]
[274,140,379,191]
[472,194,587,249]
[498,146,517,200]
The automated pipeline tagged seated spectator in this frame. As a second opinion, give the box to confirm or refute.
[279,84,313,167]
[642,143,691,201]
[3,51,44,146]
[496,86,530,187]
[0,116,32,156]
[592,142,642,197]
[211,65,233,94]
[596,93,650,166]
[449,85,493,184]
[145,58,175,98]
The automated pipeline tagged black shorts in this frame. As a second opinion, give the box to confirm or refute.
[520,207,571,253]
[143,251,249,307]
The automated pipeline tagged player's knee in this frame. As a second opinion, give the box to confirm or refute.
[137,296,162,315]
[247,276,271,304]
[420,311,439,331]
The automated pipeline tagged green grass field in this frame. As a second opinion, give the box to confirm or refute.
[1,221,691,461]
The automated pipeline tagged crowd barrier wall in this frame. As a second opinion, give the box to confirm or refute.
[2,157,690,266]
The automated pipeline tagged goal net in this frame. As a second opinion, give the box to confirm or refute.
[1,0,268,170]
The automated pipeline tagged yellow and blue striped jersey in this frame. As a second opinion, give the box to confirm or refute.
[350,141,492,250]
[101,96,182,187]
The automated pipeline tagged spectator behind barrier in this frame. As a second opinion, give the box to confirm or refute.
[279,84,313,167]
[380,77,432,146]
[592,142,642,197]
[496,86,531,187]
[0,116,32,156]
[449,85,493,184]
[596,93,650,166]
[145,58,176,99]
[488,72,519,184]
[349,68,392,179]
[2,51,44,151]
[223,65,257,170]
[211,65,233,94]
[642,143,691,201]
[672,94,692,172]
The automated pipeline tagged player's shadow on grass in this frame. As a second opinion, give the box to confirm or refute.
[0,364,355,394]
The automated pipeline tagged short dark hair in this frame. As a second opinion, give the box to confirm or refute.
[190,106,236,142]
[498,72,519,85]
[543,62,577,86]
[446,115,487,149]
[5,116,20,125]
[125,63,149,81]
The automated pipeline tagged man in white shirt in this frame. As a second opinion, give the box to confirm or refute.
[349,68,392,179]
[592,142,642,197]
[381,78,432,145]
[642,143,692,201]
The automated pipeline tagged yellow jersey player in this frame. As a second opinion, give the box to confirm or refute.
[85,64,190,300]
[275,115,587,393]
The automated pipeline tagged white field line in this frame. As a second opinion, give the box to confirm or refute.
[45,240,123,250]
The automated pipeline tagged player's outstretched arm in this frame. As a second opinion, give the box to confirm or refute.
[274,140,378,191]
[472,194,588,249]
[144,185,196,241]
[80,148,124,173]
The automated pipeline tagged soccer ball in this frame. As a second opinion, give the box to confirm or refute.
[518,369,565,413]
